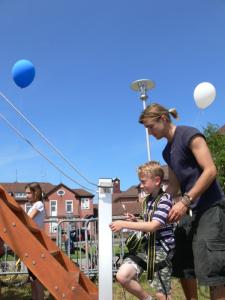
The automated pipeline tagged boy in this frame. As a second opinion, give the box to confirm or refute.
[110,161,175,300]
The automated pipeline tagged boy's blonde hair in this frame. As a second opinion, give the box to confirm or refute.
[138,161,164,182]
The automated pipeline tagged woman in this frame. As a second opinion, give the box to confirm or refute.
[25,182,45,300]
[139,103,225,300]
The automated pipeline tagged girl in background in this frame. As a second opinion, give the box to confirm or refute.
[25,182,45,300]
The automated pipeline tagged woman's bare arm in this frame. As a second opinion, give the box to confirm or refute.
[168,135,217,222]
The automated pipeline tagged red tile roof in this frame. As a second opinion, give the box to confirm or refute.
[72,188,94,197]
[112,201,142,216]
[113,186,139,202]
[219,124,225,134]
[0,182,55,193]
[0,182,94,198]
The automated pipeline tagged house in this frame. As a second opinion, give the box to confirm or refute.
[111,123,225,216]
[111,165,170,217]
[0,182,95,239]
[219,124,225,134]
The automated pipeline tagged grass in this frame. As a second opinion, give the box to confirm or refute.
[0,275,210,299]
[0,283,53,299]
[113,274,210,299]
[0,254,17,262]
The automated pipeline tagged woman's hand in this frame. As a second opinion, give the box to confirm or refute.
[168,201,188,223]
[109,221,124,232]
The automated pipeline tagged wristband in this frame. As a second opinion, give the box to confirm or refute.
[181,193,193,207]
[183,193,193,202]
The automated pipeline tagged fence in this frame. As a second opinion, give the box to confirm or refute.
[0,217,128,281]
[0,217,210,299]
[56,217,128,278]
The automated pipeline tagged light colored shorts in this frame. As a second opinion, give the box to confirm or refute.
[121,248,172,295]
[121,253,145,280]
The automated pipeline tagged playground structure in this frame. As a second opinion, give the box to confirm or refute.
[0,217,128,284]
[0,185,98,300]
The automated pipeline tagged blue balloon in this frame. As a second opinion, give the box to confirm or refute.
[12,59,35,88]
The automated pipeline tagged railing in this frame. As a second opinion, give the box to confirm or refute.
[0,217,211,299]
[55,217,128,278]
[0,217,128,281]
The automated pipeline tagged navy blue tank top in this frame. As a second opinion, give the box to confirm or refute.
[163,126,224,210]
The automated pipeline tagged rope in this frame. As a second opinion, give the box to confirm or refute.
[157,270,168,299]
[122,287,127,300]
[0,91,98,187]
[0,112,96,192]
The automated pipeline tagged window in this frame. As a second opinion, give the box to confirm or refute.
[57,189,65,196]
[65,200,73,213]
[49,217,58,233]
[15,192,26,199]
[50,200,57,216]
[81,198,90,210]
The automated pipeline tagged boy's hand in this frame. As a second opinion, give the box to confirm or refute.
[109,221,124,232]
[125,213,137,222]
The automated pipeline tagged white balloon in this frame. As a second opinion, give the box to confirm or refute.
[193,82,216,109]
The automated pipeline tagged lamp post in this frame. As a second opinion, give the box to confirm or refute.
[131,79,155,161]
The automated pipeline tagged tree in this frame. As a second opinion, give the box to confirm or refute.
[203,123,225,193]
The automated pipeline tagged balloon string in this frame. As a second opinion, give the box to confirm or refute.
[192,109,207,129]
[192,110,202,128]
[0,111,96,193]
[0,91,98,188]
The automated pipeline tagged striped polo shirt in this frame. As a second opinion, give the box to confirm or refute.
[143,192,175,251]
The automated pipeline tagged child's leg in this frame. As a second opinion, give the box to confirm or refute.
[116,263,151,300]
[0,238,4,257]
[154,269,172,300]
[150,248,172,300]
[31,279,44,300]
[155,291,172,300]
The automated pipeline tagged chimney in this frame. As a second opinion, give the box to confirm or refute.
[112,178,120,193]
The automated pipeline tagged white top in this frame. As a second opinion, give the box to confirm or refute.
[28,201,45,229]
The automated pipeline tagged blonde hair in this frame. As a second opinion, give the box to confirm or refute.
[138,161,164,181]
[139,103,178,124]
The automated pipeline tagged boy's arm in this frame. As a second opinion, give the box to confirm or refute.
[110,193,173,233]
[109,219,162,233]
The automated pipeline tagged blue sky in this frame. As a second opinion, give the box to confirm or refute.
[0,0,225,195]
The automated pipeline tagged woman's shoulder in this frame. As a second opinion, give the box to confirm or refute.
[177,125,201,135]
[177,125,205,144]
[33,201,44,209]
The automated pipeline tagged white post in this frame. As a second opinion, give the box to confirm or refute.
[142,100,151,161]
[98,178,113,300]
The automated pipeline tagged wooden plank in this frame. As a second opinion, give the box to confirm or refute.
[0,186,98,300]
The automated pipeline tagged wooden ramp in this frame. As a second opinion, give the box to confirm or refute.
[0,185,98,300]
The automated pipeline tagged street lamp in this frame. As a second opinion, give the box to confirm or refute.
[131,79,155,161]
